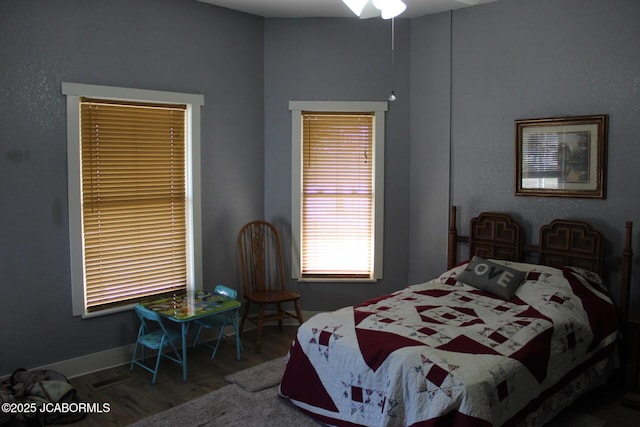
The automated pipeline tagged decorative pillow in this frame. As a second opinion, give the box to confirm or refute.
[457,256,526,299]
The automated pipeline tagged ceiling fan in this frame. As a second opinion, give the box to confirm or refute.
[342,1,407,101]
[342,0,407,19]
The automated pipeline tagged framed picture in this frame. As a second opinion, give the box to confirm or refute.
[515,115,607,198]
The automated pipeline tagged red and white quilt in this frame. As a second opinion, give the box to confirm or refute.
[279,261,618,427]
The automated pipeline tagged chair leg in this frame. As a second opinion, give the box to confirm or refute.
[163,341,184,365]
[193,325,203,349]
[130,343,139,372]
[210,327,225,360]
[239,300,251,337]
[277,303,284,329]
[152,342,164,385]
[294,300,304,325]
[256,304,265,353]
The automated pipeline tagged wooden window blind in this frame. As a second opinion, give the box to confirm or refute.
[80,98,187,312]
[301,112,374,278]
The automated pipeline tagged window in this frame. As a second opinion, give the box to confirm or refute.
[290,101,386,281]
[62,83,204,317]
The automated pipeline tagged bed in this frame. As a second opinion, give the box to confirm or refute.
[279,207,634,426]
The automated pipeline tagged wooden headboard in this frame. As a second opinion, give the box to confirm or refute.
[448,207,524,268]
[447,205,633,325]
[469,212,523,262]
[538,219,604,275]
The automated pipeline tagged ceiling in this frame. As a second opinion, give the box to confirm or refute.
[196,0,500,19]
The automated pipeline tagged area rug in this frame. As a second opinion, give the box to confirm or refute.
[223,357,286,392]
[130,358,606,427]
[129,383,321,427]
[129,357,321,427]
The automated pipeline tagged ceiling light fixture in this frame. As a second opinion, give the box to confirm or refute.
[342,0,407,19]
[388,17,397,102]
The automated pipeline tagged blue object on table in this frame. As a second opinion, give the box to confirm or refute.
[130,304,184,384]
[193,284,244,359]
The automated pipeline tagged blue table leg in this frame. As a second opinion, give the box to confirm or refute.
[181,322,189,381]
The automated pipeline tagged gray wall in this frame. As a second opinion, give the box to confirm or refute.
[408,12,453,283]
[0,0,264,374]
[263,17,412,310]
[409,0,640,315]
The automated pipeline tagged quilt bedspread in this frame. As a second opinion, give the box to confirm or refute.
[279,262,618,427]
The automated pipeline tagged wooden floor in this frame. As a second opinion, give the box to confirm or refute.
[68,325,640,426]
[71,325,298,426]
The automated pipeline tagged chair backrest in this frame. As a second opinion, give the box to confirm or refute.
[237,220,286,295]
[134,304,170,335]
[135,304,162,321]
[213,284,237,300]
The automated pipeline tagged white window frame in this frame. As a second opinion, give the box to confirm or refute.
[290,101,386,282]
[62,82,204,317]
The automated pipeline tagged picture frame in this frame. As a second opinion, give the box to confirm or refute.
[515,115,607,198]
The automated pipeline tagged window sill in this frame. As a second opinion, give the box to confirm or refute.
[295,277,379,284]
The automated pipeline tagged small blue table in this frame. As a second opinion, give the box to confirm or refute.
[138,291,242,381]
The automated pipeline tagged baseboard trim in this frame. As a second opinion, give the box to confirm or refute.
[1,310,321,380]
[1,344,137,381]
